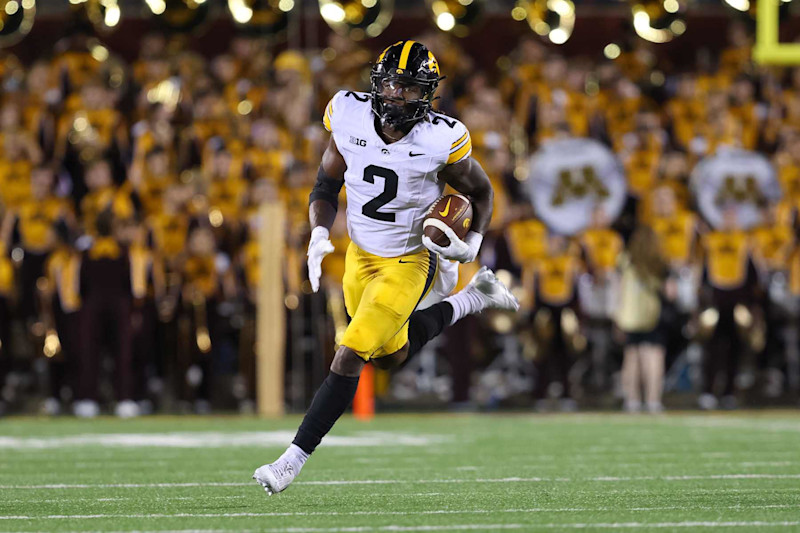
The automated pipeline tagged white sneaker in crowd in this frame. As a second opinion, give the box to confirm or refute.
[115,400,140,419]
[698,393,718,411]
[42,397,61,416]
[73,400,100,418]
[623,400,642,413]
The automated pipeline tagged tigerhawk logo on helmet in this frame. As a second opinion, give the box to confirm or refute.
[370,40,444,128]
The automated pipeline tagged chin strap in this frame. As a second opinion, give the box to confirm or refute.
[373,109,418,134]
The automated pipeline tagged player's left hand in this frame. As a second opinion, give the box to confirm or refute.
[422,229,483,263]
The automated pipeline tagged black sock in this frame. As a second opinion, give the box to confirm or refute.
[292,371,360,455]
[407,302,454,359]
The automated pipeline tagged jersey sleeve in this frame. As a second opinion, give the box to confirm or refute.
[322,91,343,133]
[446,122,472,165]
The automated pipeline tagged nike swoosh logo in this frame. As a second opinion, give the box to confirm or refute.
[438,198,451,217]
[409,151,424,157]
[398,259,414,264]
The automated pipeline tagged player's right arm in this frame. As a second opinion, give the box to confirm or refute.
[309,137,346,231]
[306,136,347,293]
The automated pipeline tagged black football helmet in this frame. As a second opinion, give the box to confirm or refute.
[370,40,443,128]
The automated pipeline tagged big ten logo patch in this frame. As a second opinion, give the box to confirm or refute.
[349,136,367,147]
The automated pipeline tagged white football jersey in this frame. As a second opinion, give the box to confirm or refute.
[323,90,472,258]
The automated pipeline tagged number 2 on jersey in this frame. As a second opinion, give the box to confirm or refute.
[362,165,398,222]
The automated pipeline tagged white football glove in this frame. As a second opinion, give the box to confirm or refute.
[422,229,483,263]
[307,226,335,293]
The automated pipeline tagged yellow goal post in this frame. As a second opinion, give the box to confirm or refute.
[754,0,800,65]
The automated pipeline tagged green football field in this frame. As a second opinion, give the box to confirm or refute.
[1,412,799,532]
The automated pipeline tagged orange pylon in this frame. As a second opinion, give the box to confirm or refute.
[352,363,375,420]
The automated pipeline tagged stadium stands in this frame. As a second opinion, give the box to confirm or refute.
[1,15,798,417]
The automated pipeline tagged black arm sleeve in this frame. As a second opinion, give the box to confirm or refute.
[308,166,344,211]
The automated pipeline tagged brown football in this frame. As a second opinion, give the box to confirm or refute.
[423,194,473,247]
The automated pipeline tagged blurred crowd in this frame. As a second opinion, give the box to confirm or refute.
[1,20,799,417]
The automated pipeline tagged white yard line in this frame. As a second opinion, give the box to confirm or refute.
[60,531,246,533]
[299,474,800,484]
[475,459,799,469]
[10,496,127,503]
[254,523,800,531]
[29,487,790,500]
[8,522,800,532]
[21,521,800,533]
[1,504,798,520]
[663,417,800,434]
[0,431,447,449]
[4,473,800,490]
[523,523,800,531]
[2,495,249,504]
[592,474,800,481]
[739,462,796,467]
[0,482,250,489]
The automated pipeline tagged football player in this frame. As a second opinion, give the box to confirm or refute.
[254,41,518,494]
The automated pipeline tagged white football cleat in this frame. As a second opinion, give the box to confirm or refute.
[468,266,520,312]
[253,459,298,495]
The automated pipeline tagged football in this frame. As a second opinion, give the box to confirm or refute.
[422,194,473,247]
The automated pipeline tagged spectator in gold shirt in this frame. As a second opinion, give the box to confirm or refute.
[74,210,136,418]
[178,224,236,413]
[530,233,584,410]
[1,165,75,328]
[40,224,81,415]
[698,208,762,410]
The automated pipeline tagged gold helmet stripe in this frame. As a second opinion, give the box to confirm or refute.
[398,40,417,70]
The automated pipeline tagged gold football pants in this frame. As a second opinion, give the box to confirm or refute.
[340,242,438,360]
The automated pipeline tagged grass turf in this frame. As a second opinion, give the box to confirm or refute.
[1,412,799,532]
